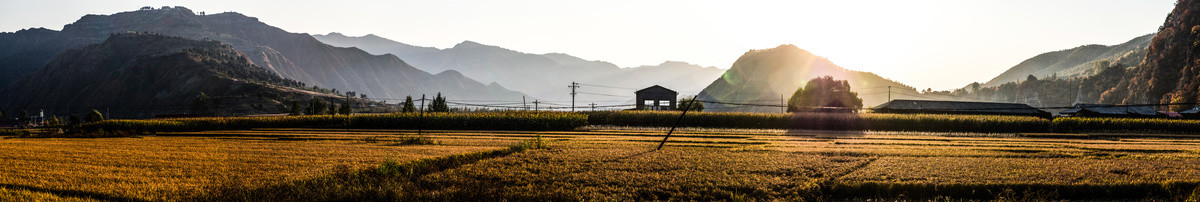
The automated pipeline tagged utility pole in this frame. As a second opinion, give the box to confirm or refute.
[532,100,541,111]
[522,96,527,111]
[780,94,785,113]
[590,103,597,111]
[887,86,892,102]
[568,82,580,112]
[419,94,425,136]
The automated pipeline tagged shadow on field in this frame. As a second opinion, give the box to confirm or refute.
[785,129,866,138]
[0,183,149,202]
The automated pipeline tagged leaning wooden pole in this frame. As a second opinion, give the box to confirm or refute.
[657,95,698,151]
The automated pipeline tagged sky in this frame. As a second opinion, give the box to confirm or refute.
[0,0,1177,90]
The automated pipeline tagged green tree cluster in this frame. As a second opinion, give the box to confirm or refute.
[306,99,328,115]
[339,102,352,115]
[401,96,417,113]
[678,97,704,112]
[85,109,104,123]
[289,101,303,116]
[787,76,863,112]
[428,93,449,112]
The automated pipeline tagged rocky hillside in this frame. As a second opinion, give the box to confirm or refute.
[0,6,527,101]
[314,33,727,101]
[697,45,917,112]
[983,34,1153,87]
[0,33,349,117]
[1102,0,1200,110]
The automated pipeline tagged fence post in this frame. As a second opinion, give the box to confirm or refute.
[657,95,698,150]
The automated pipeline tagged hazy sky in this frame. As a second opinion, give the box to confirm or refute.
[0,0,1176,90]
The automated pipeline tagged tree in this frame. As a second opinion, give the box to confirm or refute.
[191,93,211,115]
[307,99,328,115]
[360,94,368,99]
[1026,74,1038,82]
[289,101,303,116]
[678,97,704,112]
[346,91,357,98]
[428,93,449,112]
[68,114,81,125]
[339,102,352,115]
[401,96,416,113]
[328,103,340,115]
[18,110,28,119]
[0,109,6,119]
[85,109,104,123]
[787,76,863,112]
[46,116,61,126]
[970,82,982,92]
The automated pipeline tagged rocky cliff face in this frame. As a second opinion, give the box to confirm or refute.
[0,33,344,117]
[697,45,917,112]
[1102,0,1200,110]
[0,6,527,101]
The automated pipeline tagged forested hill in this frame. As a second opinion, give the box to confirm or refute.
[0,33,349,117]
[697,45,917,112]
[1102,0,1200,110]
[982,33,1153,87]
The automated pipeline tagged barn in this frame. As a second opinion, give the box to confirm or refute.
[1058,104,1165,118]
[635,85,677,110]
[1181,106,1200,119]
[872,99,1051,118]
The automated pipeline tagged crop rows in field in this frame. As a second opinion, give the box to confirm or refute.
[3,128,1200,200]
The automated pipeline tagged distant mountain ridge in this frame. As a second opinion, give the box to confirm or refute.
[313,33,727,101]
[0,33,348,116]
[0,6,527,101]
[697,45,918,112]
[983,33,1153,87]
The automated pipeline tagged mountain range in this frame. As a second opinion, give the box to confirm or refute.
[0,6,527,104]
[982,34,1154,87]
[313,33,727,102]
[0,33,348,116]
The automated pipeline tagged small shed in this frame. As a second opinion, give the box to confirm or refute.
[636,85,677,110]
[1058,104,1165,118]
[872,99,1050,118]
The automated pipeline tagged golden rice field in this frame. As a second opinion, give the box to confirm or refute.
[2,127,1200,200]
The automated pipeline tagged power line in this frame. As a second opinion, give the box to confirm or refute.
[577,83,637,90]
[577,91,629,98]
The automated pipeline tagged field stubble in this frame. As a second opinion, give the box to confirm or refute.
[2,128,1200,200]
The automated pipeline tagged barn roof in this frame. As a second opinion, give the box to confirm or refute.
[1181,106,1200,114]
[1059,104,1162,116]
[636,85,677,94]
[872,99,1047,115]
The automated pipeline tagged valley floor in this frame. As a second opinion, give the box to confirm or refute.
[1,128,1199,201]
